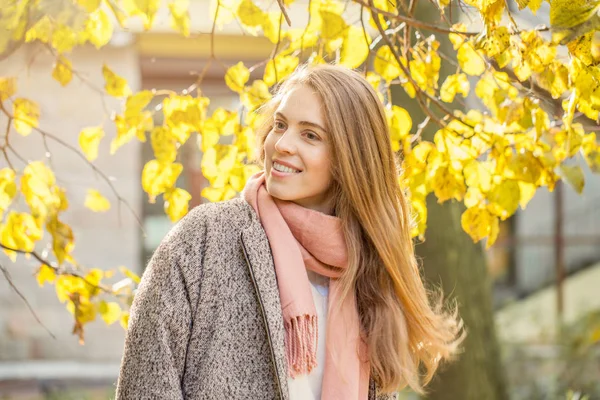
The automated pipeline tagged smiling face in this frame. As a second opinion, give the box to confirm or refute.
[263,84,335,215]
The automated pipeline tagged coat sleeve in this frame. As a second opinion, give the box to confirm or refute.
[115,234,193,400]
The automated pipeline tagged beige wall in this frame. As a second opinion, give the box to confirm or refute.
[0,43,142,365]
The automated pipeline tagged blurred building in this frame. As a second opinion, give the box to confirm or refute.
[0,1,274,396]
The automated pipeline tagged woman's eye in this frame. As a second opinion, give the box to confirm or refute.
[274,121,286,130]
[305,132,319,140]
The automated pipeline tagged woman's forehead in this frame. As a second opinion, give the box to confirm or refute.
[276,85,325,127]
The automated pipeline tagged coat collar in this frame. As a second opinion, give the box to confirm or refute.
[240,201,290,400]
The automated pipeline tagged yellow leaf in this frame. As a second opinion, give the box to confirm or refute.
[86,8,113,48]
[515,0,542,13]
[51,24,77,54]
[47,215,75,265]
[461,206,499,246]
[67,296,97,324]
[162,95,207,142]
[36,265,56,287]
[483,26,510,58]
[286,29,319,52]
[201,144,238,186]
[99,301,121,325]
[457,42,486,76]
[263,55,299,87]
[0,77,17,101]
[440,73,470,103]
[0,211,43,261]
[388,106,412,145]
[201,184,237,202]
[77,0,102,12]
[237,0,265,28]
[110,112,153,154]
[25,16,53,44]
[79,126,104,162]
[234,126,257,156]
[464,187,485,208]
[200,108,239,151]
[142,160,183,202]
[488,180,520,219]
[241,79,272,110]
[550,0,600,33]
[119,266,141,284]
[340,25,371,69]
[164,188,192,222]
[225,62,250,94]
[85,189,111,212]
[584,148,600,173]
[463,160,492,191]
[366,72,382,92]
[120,311,130,329]
[134,0,161,30]
[169,0,190,37]
[559,164,585,193]
[262,12,282,44]
[320,10,347,41]
[13,98,40,136]
[487,211,500,248]
[55,275,78,303]
[52,56,73,87]
[449,23,467,50]
[0,168,17,216]
[20,162,58,221]
[102,64,131,97]
[374,45,403,82]
[125,90,154,117]
[432,167,466,203]
[409,41,441,96]
[151,126,178,163]
[505,152,542,184]
[517,181,536,209]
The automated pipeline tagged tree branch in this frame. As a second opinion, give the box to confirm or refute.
[0,261,57,339]
[275,0,292,26]
[0,243,122,298]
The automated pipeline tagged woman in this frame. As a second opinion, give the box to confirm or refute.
[115,64,464,400]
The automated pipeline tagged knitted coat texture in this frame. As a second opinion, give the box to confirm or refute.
[115,197,398,400]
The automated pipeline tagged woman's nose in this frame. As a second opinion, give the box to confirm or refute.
[274,131,297,154]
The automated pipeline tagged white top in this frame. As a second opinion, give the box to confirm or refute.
[287,270,330,400]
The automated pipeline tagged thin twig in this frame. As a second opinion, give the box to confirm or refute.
[0,243,122,298]
[353,0,549,36]
[0,262,57,339]
[275,0,292,26]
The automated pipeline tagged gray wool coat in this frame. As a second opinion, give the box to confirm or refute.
[115,197,398,400]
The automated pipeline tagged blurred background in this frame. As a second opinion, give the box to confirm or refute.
[1,0,599,399]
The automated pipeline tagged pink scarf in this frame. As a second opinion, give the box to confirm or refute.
[242,171,370,399]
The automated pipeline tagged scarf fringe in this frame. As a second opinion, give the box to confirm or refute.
[285,314,318,378]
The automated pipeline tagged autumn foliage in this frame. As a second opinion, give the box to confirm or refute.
[0,0,599,339]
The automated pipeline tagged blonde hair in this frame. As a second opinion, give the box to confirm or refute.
[252,63,465,394]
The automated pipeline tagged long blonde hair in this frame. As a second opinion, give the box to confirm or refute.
[252,63,465,394]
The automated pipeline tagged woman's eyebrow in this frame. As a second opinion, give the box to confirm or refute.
[275,111,326,133]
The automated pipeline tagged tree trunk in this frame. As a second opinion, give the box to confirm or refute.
[417,197,509,400]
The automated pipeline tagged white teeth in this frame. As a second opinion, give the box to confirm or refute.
[273,161,300,174]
